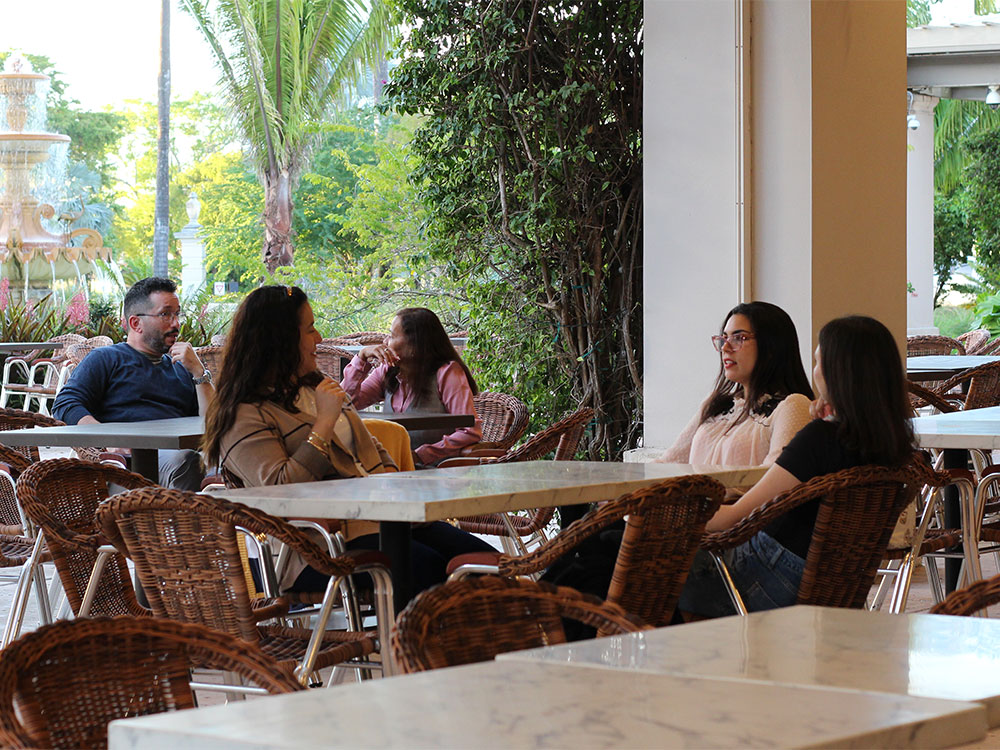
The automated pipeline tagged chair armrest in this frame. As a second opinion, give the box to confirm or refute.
[460,447,507,458]
[437,457,485,468]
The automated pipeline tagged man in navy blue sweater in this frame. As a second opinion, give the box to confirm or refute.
[53,277,215,490]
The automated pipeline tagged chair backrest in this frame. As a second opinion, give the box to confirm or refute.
[958,328,991,355]
[63,336,113,367]
[0,446,32,532]
[0,408,64,462]
[906,334,965,357]
[194,345,225,380]
[97,487,354,643]
[474,392,529,449]
[326,331,387,346]
[797,464,926,608]
[16,459,153,617]
[497,407,594,463]
[0,616,301,749]
[929,573,1000,617]
[906,379,959,414]
[391,577,648,673]
[315,344,352,381]
[937,360,1000,411]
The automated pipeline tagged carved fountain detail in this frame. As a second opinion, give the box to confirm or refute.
[0,53,111,297]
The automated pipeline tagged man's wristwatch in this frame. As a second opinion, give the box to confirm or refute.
[192,368,213,385]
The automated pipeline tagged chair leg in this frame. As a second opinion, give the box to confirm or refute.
[887,554,915,614]
[925,556,946,604]
[295,574,344,686]
[868,560,899,611]
[32,563,52,626]
[710,552,748,615]
[79,548,115,617]
[2,532,46,648]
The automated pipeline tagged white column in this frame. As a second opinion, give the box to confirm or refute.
[906,93,939,335]
[176,191,206,298]
[641,0,743,451]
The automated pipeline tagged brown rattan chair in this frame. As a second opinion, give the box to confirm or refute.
[0,334,85,414]
[907,379,961,414]
[929,572,1000,617]
[0,616,303,749]
[5,459,156,648]
[469,391,529,450]
[704,461,933,613]
[446,407,594,554]
[0,407,63,463]
[930,360,1000,411]
[958,329,992,355]
[448,475,725,630]
[326,331,387,346]
[315,343,353,381]
[907,334,965,357]
[194,345,225,381]
[97,487,395,683]
[391,577,650,673]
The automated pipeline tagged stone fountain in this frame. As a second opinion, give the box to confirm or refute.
[0,53,110,299]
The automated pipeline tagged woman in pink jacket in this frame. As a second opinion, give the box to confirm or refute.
[341,307,482,467]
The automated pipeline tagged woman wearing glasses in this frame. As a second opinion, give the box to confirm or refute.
[658,301,813,466]
[677,315,916,617]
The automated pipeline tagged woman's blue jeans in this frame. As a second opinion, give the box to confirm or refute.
[677,531,806,618]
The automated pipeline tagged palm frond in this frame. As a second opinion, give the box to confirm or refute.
[934,98,1000,192]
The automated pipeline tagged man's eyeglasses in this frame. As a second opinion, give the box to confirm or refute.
[136,311,186,323]
[711,332,755,352]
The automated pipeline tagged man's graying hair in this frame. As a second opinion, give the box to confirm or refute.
[123,277,177,320]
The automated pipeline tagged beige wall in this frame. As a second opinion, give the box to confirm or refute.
[808,0,908,347]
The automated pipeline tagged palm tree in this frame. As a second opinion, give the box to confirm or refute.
[934,99,1000,193]
[153,0,171,278]
[181,0,394,271]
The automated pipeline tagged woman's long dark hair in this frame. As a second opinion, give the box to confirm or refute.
[702,301,814,425]
[386,307,477,403]
[202,285,321,468]
[818,315,915,466]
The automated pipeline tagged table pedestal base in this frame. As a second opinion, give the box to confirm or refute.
[380,521,412,614]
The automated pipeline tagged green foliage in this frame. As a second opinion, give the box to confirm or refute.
[935,305,978,338]
[384,0,643,457]
[933,191,974,305]
[966,129,1000,278]
[974,293,1000,336]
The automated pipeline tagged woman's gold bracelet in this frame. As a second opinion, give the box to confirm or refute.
[307,431,331,455]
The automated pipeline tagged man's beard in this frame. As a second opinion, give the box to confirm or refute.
[144,327,178,355]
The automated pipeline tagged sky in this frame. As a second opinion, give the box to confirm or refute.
[1,0,999,113]
[2,0,220,110]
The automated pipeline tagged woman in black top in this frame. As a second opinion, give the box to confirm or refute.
[678,315,916,617]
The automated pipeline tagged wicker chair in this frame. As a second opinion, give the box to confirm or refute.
[0,407,63,463]
[929,360,1000,411]
[97,487,395,683]
[0,616,302,750]
[448,475,725,630]
[958,329,992,355]
[391,577,649,673]
[929,573,1000,617]
[906,335,965,357]
[315,344,353,381]
[447,407,594,554]
[4,459,156,649]
[0,335,85,413]
[470,391,529,450]
[907,379,961,414]
[194,345,224,381]
[326,332,387,346]
[704,462,932,613]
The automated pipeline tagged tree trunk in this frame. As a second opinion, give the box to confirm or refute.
[152,0,171,279]
[262,168,294,271]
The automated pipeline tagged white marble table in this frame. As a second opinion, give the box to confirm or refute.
[211,461,764,611]
[108,659,986,749]
[908,355,1000,383]
[501,605,1000,728]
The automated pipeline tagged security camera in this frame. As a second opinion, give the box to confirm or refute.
[987,85,1000,111]
[907,114,920,130]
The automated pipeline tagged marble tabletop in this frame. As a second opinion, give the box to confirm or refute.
[108,659,986,749]
[0,416,205,450]
[0,341,66,353]
[500,605,1000,727]
[907,355,1000,382]
[209,461,765,522]
[912,406,1000,451]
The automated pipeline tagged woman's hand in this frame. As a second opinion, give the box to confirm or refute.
[810,397,834,421]
[359,343,399,368]
[315,378,347,423]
